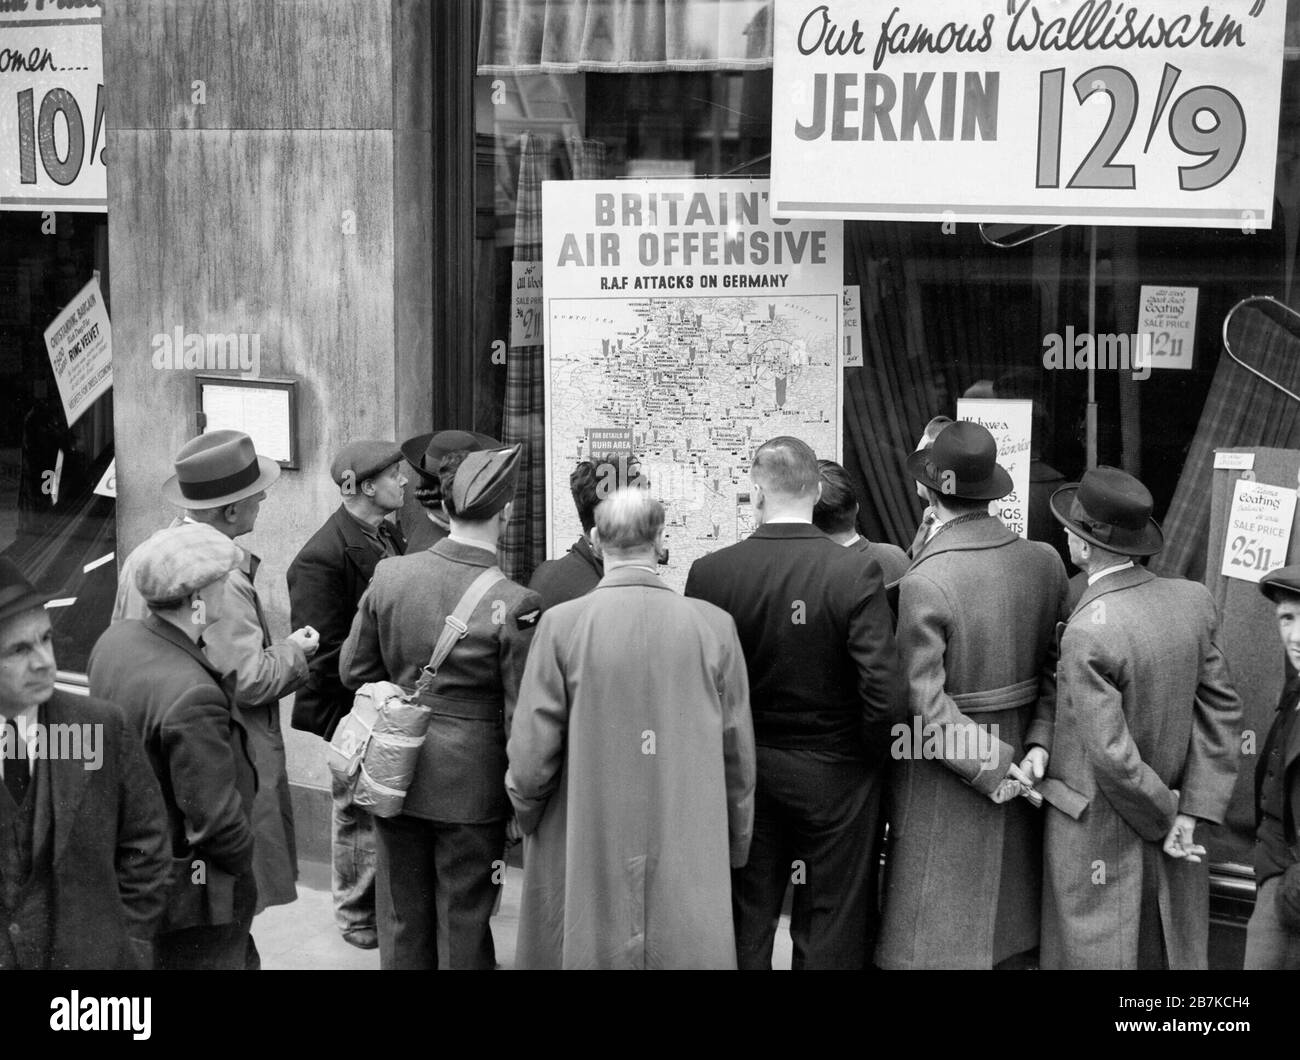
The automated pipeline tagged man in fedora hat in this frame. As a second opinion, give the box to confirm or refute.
[1246,566,1300,969]
[0,559,170,969]
[113,429,320,944]
[342,443,543,968]
[399,429,500,554]
[685,436,900,970]
[287,440,407,949]
[877,420,1069,970]
[90,522,260,969]
[1040,466,1241,970]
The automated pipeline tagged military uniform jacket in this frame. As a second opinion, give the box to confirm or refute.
[340,538,542,824]
[1041,567,1242,970]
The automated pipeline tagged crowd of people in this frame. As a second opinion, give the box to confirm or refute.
[1,418,1297,971]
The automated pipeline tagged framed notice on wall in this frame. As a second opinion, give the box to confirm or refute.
[195,376,299,469]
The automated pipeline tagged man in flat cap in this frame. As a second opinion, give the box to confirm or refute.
[90,522,261,970]
[287,440,407,949]
[1040,466,1241,970]
[877,420,1068,970]
[399,429,498,554]
[0,559,170,969]
[342,443,543,968]
[529,451,648,609]
[1242,567,1300,969]
[114,430,319,948]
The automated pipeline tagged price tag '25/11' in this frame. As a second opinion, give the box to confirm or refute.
[1222,479,1297,585]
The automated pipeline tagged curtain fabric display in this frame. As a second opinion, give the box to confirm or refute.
[500,133,608,584]
[477,0,773,74]
[1152,305,1300,582]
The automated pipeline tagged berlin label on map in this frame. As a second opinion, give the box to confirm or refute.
[542,179,844,591]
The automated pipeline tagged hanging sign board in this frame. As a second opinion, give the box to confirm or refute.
[542,178,844,591]
[1,5,106,212]
[771,0,1287,229]
[842,285,863,368]
[957,397,1033,538]
[1221,479,1296,584]
[44,276,111,428]
[1138,285,1198,369]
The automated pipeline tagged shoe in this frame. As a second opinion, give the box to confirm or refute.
[342,928,379,950]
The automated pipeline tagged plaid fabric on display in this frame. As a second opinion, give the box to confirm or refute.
[499,134,607,584]
[1152,304,1300,581]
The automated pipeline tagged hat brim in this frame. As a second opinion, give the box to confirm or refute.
[905,448,1014,502]
[161,455,281,509]
[1049,484,1164,557]
[0,588,59,626]
[400,432,503,483]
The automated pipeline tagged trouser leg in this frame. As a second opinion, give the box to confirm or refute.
[433,820,506,970]
[374,814,438,969]
[784,753,877,970]
[731,750,793,970]
[330,769,377,938]
[1244,875,1300,970]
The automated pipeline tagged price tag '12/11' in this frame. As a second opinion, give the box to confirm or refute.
[1222,480,1297,584]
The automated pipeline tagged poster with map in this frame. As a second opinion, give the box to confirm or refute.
[542,179,844,591]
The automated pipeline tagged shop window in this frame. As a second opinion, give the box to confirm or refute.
[0,211,115,678]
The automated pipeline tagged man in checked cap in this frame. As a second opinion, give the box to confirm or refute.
[342,443,542,968]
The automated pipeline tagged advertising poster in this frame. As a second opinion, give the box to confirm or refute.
[770,0,1287,228]
[1221,479,1296,584]
[43,276,111,428]
[1138,284,1199,369]
[1,5,106,211]
[543,178,844,591]
[957,397,1033,537]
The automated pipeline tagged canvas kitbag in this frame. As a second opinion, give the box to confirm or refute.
[328,567,505,817]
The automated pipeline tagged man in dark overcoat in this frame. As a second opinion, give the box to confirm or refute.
[876,421,1068,970]
[287,440,407,949]
[685,436,900,970]
[1040,467,1241,969]
[341,444,542,969]
[90,522,261,970]
[0,559,171,970]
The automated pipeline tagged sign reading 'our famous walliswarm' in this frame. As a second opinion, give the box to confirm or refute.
[771,0,1287,228]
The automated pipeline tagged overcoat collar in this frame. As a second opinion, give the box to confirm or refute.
[142,613,240,708]
[431,537,498,569]
[331,504,382,579]
[594,566,672,592]
[569,535,603,576]
[28,692,89,870]
[909,514,1016,568]
[1067,564,1154,622]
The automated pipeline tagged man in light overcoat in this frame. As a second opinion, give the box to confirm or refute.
[508,488,755,968]
[1040,466,1241,969]
[877,421,1069,970]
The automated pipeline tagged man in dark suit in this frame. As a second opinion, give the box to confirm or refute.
[529,452,647,609]
[1243,567,1300,969]
[685,436,900,970]
[90,522,260,970]
[342,444,542,969]
[287,440,406,950]
[813,459,909,586]
[0,559,171,970]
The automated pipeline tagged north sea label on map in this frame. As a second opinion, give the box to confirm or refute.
[542,179,845,591]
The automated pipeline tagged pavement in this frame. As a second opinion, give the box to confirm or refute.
[255,859,794,969]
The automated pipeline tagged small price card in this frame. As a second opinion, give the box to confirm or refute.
[1222,479,1296,584]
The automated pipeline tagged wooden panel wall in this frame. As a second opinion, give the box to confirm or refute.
[103,0,434,798]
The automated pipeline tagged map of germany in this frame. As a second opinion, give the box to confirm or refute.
[547,294,841,591]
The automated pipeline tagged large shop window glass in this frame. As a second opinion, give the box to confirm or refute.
[471,0,1300,881]
[0,211,115,677]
